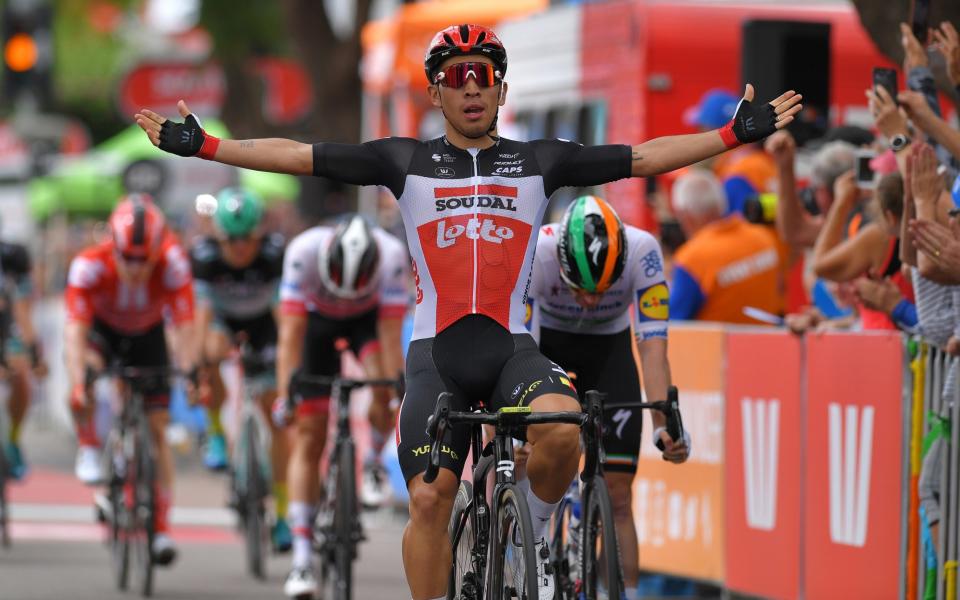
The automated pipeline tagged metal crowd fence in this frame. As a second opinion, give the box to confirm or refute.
[906,341,960,600]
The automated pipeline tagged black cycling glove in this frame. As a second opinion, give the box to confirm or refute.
[719,97,779,148]
[158,113,220,159]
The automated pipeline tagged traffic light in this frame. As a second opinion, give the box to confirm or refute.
[2,2,53,107]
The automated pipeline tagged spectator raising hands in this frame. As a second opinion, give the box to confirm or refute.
[932,21,960,86]
[910,217,960,284]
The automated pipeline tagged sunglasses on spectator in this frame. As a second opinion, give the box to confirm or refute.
[434,62,502,89]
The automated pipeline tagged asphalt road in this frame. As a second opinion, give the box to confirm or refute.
[0,417,409,600]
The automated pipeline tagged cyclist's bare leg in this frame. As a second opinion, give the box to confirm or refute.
[403,469,458,599]
[526,393,581,502]
[202,330,231,429]
[607,471,639,589]
[258,388,289,515]
[359,349,394,454]
[287,409,328,568]
[7,355,30,443]
[71,349,104,445]
[148,409,174,532]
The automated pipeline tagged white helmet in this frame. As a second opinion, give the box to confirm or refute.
[318,215,381,299]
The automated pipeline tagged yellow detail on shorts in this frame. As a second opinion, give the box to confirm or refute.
[638,283,670,320]
[559,376,574,390]
[500,406,532,414]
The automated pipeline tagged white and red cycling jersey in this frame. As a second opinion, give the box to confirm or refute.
[279,225,411,320]
[311,136,632,340]
[65,234,194,334]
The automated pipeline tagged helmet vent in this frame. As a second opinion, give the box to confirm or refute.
[458,24,469,42]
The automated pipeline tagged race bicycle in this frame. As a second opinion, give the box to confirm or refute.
[423,394,587,600]
[96,366,186,598]
[228,340,276,580]
[287,371,402,600]
[551,386,684,599]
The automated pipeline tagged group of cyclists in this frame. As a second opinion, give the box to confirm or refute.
[0,21,800,600]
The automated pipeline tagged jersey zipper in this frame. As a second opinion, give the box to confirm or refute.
[469,149,480,314]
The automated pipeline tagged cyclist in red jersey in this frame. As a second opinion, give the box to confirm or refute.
[135,23,801,599]
[64,194,198,566]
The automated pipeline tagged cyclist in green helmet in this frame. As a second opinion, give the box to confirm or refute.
[190,187,292,552]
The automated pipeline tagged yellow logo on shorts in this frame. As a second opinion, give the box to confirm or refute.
[638,284,669,321]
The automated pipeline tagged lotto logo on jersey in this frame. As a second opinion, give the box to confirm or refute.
[436,217,514,248]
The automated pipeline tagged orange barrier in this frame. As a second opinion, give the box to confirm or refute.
[633,326,726,581]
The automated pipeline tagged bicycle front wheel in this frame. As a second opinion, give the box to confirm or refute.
[131,409,156,597]
[581,477,623,599]
[107,431,130,590]
[322,440,357,600]
[448,480,481,600]
[242,415,267,580]
[486,484,538,600]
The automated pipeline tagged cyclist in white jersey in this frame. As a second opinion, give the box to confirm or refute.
[273,215,409,598]
[135,22,801,600]
[527,195,689,598]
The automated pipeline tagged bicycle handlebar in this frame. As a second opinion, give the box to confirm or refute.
[422,392,587,484]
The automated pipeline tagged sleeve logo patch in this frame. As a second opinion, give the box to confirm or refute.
[640,249,664,279]
[638,283,669,321]
[524,300,534,330]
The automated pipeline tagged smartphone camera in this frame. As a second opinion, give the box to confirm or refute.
[855,151,876,190]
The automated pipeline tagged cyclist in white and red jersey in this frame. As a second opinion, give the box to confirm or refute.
[64,194,198,565]
[273,215,409,598]
[135,22,801,599]
[526,195,688,598]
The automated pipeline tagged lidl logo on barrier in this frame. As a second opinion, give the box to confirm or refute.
[742,398,780,531]
[828,403,874,547]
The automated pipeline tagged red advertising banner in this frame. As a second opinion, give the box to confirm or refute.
[118,62,226,119]
[804,332,903,599]
[725,331,802,599]
[634,325,726,582]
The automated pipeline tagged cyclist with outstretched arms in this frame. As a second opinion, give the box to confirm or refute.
[525,195,688,598]
[272,214,409,598]
[190,186,293,551]
[64,194,198,565]
[0,238,47,481]
[136,23,801,599]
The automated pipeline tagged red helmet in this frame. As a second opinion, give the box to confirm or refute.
[109,193,167,261]
[424,24,507,83]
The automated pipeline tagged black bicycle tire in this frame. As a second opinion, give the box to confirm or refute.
[108,431,130,590]
[581,477,623,599]
[133,406,156,597]
[486,485,539,600]
[332,439,356,600]
[447,480,482,600]
[549,498,577,600]
[0,443,9,549]
[243,415,266,580]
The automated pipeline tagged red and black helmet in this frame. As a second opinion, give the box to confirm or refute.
[424,24,507,83]
[109,193,167,261]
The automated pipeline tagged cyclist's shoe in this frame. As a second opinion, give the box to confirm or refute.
[283,567,317,598]
[151,533,178,566]
[74,446,103,485]
[360,461,391,508]
[532,537,556,600]
[203,433,228,471]
[4,441,27,481]
[272,517,293,553]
